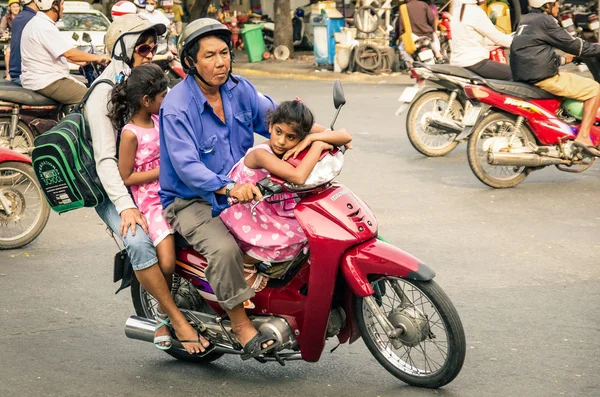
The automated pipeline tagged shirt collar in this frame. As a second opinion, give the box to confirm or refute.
[185,74,239,113]
[37,11,56,25]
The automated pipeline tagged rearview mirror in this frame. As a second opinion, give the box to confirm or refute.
[72,32,80,42]
[82,33,92,43]
[333,80,346,110]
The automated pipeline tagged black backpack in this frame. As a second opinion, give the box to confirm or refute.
[32,80,114,214]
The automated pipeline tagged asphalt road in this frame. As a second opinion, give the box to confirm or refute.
[1,75,599,397]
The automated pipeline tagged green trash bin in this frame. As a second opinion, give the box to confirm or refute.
[241,24,265,63]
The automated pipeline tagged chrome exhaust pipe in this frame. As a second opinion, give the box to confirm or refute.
[428,114,463,134]
[487,152,568,167]
[124,316,240,354]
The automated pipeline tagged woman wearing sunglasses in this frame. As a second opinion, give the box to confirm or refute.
[82,16,208,355]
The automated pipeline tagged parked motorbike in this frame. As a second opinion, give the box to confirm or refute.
[397,47,508,157]
[461,72,599,188]
[558,4,581,38]
[0,82,65,155]
[251,8,313,53]
[122,81,466,388]
[0,147,50,249]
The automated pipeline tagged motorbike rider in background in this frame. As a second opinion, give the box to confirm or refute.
[450,0,513,80]
[20,0,110,104]
[393,0,444,68]
[8,0,37,85]
[511,0,600,157]
[1,0,21,80]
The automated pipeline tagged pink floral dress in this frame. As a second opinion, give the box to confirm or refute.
[220,144,307,263]
[123,115,173,246]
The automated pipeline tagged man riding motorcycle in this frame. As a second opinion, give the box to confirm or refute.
[20,0,110,104]
[511,0,600,156]
[451,0,513,80]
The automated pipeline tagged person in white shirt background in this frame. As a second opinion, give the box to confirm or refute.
[138,0,172,54]
[450,0,513,80]
[20,0,110,105]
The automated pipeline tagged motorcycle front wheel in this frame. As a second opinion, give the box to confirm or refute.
[406,91,462,157]
[355,277,466,388]
[130,273,224,363]
[0,161,50,249]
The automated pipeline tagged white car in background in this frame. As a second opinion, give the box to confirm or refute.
[57,2,110,71]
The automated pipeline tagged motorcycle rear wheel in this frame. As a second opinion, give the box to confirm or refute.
[0,119,35,155]
[130,274,224,363]
[0,162,50,249]
[355,277,465,388]
[406,91,462,157]
[467,112,535,188]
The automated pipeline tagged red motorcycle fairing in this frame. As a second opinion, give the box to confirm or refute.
[340,239,435,297]
[0,147,32,163]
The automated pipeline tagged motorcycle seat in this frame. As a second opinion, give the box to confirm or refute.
[422,64,481,80]
[174,232,193,249]
[485,79,557,100]
[0,81,58,106]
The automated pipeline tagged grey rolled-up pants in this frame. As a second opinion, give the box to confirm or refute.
[163,197,255,310]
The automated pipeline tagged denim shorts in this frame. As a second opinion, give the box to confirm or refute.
[95,199,158,271]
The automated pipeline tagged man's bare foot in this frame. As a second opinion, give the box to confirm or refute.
[171,318,211,354]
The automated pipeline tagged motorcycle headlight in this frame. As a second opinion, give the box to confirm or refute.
[284,150,344,192]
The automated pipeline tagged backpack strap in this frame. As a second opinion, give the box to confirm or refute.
[74,79,115,112]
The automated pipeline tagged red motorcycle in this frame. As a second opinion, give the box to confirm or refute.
[0,147,50,249]
[461,74,599,188]
[123,81,466,388]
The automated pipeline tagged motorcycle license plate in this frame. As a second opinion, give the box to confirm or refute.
[561,18,574,28]
[398,85,420,103]
[418,49,434,62]
[462,106,481,127]
[590,21,600,30]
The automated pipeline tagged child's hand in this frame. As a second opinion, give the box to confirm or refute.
[283,135,314,160]
[316,141,334,151]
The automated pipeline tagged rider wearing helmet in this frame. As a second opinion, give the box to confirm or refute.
[20,0,110,104]
[159,19,286,359]
[7,0,38,85]
[511,0,600,157]
[110,0,138,20]
[450,0,513,80]
[87,15,210,355]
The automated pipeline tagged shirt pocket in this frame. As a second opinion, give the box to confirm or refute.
[234,110,255,149]
[198,134,225,173]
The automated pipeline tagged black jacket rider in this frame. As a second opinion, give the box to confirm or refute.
[510,9,600,84]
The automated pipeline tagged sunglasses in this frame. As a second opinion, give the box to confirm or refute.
[135,43,157,57]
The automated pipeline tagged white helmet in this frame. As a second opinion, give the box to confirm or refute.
[22,0,34,5]
[104,14,167,63]
[33,0,57,11]
[529,0,554,8]
[111,1,137,20]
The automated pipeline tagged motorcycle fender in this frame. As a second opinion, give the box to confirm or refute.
[395,81,446,116]
[341,239,435,297]
[455,102,491,141]
[0,147,31,164]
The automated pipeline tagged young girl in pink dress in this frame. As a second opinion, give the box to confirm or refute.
[220,100,352,291]
[109,64,175,349]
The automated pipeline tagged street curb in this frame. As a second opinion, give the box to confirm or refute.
[236,67,414,85]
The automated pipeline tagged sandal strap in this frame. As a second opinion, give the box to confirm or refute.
[154,335,172,343]
[155,315,171,330]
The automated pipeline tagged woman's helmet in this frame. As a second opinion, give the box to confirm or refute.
[111,1,138,20]
[8,0,20,6]
[177,18,232,74]
[33,0,57,11]
[104,14,167,64]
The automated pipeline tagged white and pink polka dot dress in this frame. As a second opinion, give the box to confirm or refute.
[220,144,307,263]
[123,115,173,246]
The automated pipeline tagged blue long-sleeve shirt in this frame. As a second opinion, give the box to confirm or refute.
[159,75,276,216]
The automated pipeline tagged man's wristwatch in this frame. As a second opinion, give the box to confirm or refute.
[225,182,236,197]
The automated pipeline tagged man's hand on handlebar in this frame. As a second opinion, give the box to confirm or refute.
[95,55,111,66]
[229,183,263,204]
